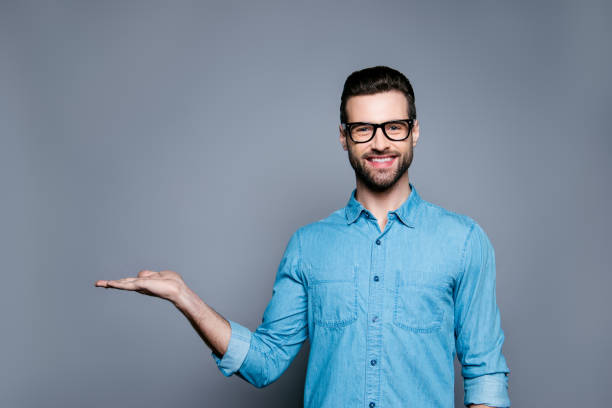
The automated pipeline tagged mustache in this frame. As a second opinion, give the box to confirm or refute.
[362,151,400,159]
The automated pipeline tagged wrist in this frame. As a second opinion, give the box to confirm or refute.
[171,283,198,311]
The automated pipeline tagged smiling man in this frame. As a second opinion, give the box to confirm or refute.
[96,66,511,407]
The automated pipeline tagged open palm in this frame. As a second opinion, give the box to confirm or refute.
[95,270,185,302]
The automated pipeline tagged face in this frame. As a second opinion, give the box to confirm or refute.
[339,90,420,192]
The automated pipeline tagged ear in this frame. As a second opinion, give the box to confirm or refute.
[339,124,348,151]
[411,119,420,147]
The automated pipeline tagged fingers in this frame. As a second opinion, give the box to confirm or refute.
[94,277,141,290]
[95,279,118,287]
[95,270,159,288]
[105,277,142,291]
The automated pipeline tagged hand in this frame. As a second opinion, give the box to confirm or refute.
[95,270,186,304]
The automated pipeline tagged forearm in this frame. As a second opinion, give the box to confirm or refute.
[171,285,231,357]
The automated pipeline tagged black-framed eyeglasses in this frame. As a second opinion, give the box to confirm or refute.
[341,119,414,143]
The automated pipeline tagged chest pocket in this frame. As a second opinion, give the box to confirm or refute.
[309,272,358,328]
[394,282,444,333]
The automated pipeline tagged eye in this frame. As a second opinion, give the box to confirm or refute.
[351,125,373,133]
[385,122,408,133]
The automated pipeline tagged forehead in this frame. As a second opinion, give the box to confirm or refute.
[345,90,408,123]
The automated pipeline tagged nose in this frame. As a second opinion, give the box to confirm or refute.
[371,126,390,151]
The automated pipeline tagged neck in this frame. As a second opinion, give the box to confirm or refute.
[354,171,411,229]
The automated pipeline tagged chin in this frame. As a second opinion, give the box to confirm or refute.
[362,175,401,192]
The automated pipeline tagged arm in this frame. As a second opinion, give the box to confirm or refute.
[95,229,308,389]
[454,222,511,408]
[95,269,232,357]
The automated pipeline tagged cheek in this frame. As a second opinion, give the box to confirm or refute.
[348,147,363,158]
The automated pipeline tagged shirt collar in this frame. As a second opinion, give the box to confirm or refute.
[344,182,421,228]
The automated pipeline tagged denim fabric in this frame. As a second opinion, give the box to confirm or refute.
[212,183,511,407]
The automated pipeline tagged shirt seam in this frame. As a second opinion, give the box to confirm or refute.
[457,222,477,284]
[296,227,306,284]
[455,222,477,338]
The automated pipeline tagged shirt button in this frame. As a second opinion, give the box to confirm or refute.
[372,316,378,322]
[373,275,379,282]
[369,402,376,408]
[375,239,381,245]
[370,359,377,366]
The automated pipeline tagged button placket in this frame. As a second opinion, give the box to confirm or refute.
[366,230,384,407]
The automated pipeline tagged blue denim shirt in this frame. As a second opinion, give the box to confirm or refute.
[213,183,511,407]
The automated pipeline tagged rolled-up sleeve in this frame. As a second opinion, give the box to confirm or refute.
[211,319,252,376]
[210,229,308,388]
[454,222,511,407]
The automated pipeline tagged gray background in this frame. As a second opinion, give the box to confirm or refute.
[1,0,610,407]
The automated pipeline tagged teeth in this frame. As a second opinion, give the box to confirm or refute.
[370,157,393,162]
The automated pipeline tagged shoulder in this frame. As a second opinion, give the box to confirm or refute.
[420,198,494,257]
[294,207,348,241]
[417,196,481,240]
[417,196,494,277]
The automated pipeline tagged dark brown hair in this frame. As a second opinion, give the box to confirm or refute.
[340,66,417,124]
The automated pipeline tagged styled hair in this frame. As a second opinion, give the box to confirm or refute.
[340,66,417,124]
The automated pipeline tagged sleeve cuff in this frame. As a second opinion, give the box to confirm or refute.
[211,319,252,377]
[464,373,510,407]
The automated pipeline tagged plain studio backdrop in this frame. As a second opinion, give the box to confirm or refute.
[1,0,610,407]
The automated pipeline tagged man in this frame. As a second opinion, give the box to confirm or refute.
[96,66,511,407]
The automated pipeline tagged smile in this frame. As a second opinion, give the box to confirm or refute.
[366,156,397,168]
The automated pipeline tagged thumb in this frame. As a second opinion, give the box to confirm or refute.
[138,269,157,278]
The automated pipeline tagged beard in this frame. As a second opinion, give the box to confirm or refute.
[347,146,413,192]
